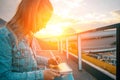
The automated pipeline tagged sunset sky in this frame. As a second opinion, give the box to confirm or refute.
[0,0,120,37]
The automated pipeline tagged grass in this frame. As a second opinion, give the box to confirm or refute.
[68,48,116,75]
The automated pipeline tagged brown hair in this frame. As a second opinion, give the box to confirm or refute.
[7,0,53,39]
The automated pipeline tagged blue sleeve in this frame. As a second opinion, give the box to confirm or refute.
[0,35,44,80]
[31,37,48,66]
[36,56,48,65]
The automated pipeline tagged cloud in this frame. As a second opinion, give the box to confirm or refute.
[63,0,84,8]
[71,10,120,32]
[48,9,120,33]
[110,10,120,18]
[50,0,85,18]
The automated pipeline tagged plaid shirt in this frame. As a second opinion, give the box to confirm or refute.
[0,27,74,80]
[0,27,48,80]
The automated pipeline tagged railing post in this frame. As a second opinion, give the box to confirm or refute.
[60,39,63,53]
[66,38,69,59]
[78,34,82,70]
[58,39,60,51]
[116,26,120,80]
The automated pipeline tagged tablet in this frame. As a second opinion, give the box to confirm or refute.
[57,63,73,74]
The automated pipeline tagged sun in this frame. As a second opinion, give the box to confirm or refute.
[34,12,74,38]
[34,24,63,38]
[46,25,63,36]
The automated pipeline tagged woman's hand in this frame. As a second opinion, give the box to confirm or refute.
[48,56,62,65]
[44,69,61,80]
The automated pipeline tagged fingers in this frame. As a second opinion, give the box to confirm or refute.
[51,69,60,74]
[51,69,61,77]
[44,69,61,80]
[44,69,60,80]
[51,77,54,80]
[48,56,63,65]
[48,58,57,65]
[53,56,62,64]
[56,56,62,63]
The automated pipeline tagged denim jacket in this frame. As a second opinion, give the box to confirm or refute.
[0,27,48,80]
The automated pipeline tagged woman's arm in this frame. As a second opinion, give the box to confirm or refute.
[0,36,44,80]
[36,56,48,65]
[30,37,49,66]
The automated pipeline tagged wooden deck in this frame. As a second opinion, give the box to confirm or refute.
[36,50,97,80]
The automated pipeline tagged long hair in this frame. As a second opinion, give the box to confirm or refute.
[7,0,53,39]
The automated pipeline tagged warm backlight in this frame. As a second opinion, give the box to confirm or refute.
[35,24,63,38]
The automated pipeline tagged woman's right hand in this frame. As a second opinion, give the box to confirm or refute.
[44,69,61,80]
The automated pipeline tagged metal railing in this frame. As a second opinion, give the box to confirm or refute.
[38,23,120,80]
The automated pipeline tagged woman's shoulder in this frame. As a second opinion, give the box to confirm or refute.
[0,26,10,37]
[0,26,15,47]
[0,26,14,44]
[0,26,8,33]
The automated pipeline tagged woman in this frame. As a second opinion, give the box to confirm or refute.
[0,0,74,80]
